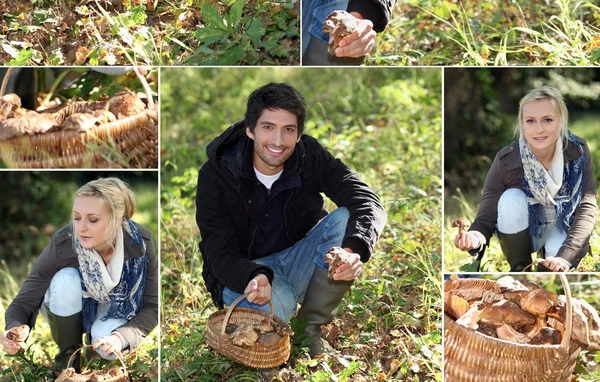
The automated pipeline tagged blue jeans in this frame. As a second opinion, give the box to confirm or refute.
[302,0,350,55]
[223,207,350,322]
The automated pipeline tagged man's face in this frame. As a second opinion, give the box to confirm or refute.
[246,108,300,175]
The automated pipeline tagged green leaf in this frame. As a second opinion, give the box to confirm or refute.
[246,19,266,46]
[267,44,290,58]
[216,45,245,65]
[130,6,147,25]
[202,4,227,31]
[227,0,245,30]
[590,48,600,63]
[7,49,33,66]
[194,27,229,46]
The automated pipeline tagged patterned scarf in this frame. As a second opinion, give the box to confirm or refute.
[520,131,585,240]
[73,219,148,334]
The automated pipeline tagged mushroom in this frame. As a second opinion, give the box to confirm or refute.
[518,288,558,338]
[455,301,486,329]
[324,247,351,279]
[0,93,21,120]
[62,113,100,132]
[322,11,358,57]
[547,296,600,351]
[257,332,282,347]
[496,324,530,344]
[108,92,146,119]
[528,327,562,346]
[444,291,470,320]
[258,318,274,333]
[478,299,535,330]
[451,217,471,235]
[229,323,259,347]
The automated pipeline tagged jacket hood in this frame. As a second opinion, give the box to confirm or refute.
[205,120,307,184]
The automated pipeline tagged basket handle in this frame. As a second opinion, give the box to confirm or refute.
[66,344,128,374]
[558,273,573,351]
[220,292,274,336]
[133,67,154,111]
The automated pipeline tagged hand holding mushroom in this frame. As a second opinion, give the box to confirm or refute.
[452,217,479,251]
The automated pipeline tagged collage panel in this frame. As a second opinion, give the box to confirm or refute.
[0,1,299,66]
[160,67,443,380]
[443,273,600,380]
[444,67,600,274]
[0,171,159,380]
[0,67,158,169]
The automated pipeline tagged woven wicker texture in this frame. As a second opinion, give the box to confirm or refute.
[55,345,129,382]
[444,275,579,382]
[206,293,291,369]
[0,104,157,169]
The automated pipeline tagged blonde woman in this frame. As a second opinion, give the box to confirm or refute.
[0,178,157,371]
[454,86,597,272]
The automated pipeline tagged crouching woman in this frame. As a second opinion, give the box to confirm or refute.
[0,178,158,370]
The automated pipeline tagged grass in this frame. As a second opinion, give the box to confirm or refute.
[0,183,159,381]
[0,0,299,65]
[372,0,600,66]
[160,68,442,380]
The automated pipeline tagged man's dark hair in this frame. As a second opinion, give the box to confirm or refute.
[245,83,307,135]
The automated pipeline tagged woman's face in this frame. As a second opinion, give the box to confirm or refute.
[72,196,111,250]
[521,99,560,158]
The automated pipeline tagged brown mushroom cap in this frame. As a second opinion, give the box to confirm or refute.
[519,288,558,316]
[451,217,471,228]
[479,300,535,328]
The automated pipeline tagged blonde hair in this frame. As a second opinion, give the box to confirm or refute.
[74,177,136,247]
[515,85,569,146]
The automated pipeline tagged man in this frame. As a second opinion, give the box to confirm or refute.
[302,0,396,65]
[196,83,386,356]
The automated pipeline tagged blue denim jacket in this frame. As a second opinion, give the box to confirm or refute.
[302,0,350,54]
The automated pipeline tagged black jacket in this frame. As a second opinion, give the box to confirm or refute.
[196,121,387,307]
[347,0,396,33]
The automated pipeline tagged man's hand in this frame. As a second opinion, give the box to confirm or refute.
[244,274,271,305]
[1,330,21,355]
[454,232,480,251]
[333,12,376,58]
[92,334,124,356]
[332,248,363,280]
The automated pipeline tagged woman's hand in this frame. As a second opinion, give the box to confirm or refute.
[454,232,480,251]
[1,326,29,355]
[536,257,571,272]
[244,274,271,305]
[92,334,124,356]
[1,331,20,355]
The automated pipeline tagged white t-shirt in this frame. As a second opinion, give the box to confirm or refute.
[254,167,283,190]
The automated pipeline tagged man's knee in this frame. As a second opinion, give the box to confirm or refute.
[497,188,528,234]
[46,268,83,316]
[328,207,350,227]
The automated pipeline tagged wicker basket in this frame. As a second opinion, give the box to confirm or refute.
[206,292,292,369]
[55,345,129,382]
[444,274,579,382]
[0,68,157,169]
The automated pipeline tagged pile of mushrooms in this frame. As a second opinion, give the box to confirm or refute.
[0,92,149,141]
[221,318,293,348]
[445,275,600,350]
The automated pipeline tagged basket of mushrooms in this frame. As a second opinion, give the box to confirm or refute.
[55,345,129,382]
[206,292,293,369]
[0,68,157,168]
[444,274,600,382]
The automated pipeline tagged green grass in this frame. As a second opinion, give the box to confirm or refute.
[0,0,299,65]
[160,68,442,380]
[372,0,600,66]
[0,182,159,381]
